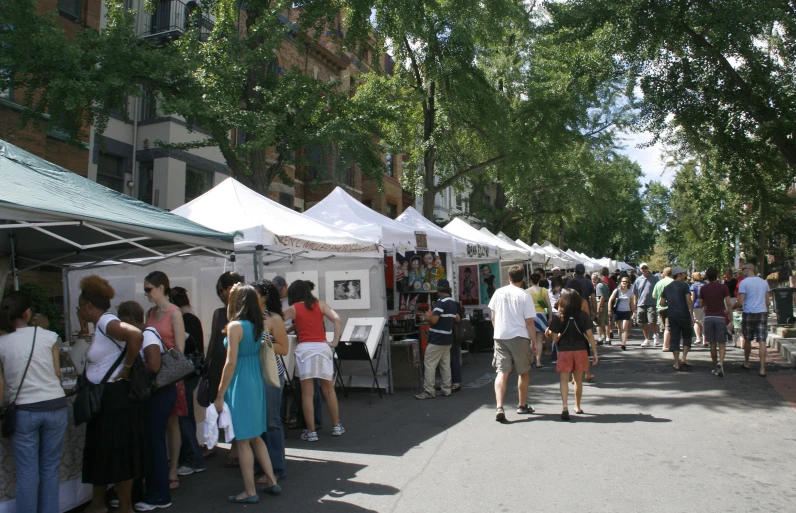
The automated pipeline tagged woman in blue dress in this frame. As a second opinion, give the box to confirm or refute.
[214,284,281,504]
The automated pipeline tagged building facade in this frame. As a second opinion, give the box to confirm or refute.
[1,1,413,219]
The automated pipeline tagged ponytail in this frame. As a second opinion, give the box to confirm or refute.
[0,291,33,334]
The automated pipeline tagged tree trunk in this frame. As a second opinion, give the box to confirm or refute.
[421,81,437,220]
[558,218,565,248]
[757,194,766,276]
[530,220,540,244]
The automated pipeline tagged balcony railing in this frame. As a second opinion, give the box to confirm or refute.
[143,0,214,42]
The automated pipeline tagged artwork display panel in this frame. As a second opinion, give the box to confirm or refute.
[385,256,395,311]
[324,270,370,310]
[286,270,319,289]
[479,262,501,304]
[395,251,447,293]
[458,264,479,305]
[341,317,388,359]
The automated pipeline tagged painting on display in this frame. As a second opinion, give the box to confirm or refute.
[341,317,388,359]
[286,270,319,289]
[398,292,432,313]
[458,265,479,305]
[385,256,395,311]
[395,251,447,293]
[479,262,501,304]
[324,270,370,310]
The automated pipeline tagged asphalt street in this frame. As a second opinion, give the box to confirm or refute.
[165,327,796,513]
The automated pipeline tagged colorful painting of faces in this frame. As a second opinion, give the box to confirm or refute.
[395,251,447,293]
[479,262,500,304]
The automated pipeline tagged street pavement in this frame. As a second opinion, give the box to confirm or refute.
[167,327,796,513]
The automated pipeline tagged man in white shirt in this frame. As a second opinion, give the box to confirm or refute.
[733,263,772,376]
[488,265,537,422]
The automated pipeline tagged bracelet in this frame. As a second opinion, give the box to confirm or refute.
[124,363,133,368]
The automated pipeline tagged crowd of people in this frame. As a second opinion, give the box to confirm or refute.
[0,270,346,512]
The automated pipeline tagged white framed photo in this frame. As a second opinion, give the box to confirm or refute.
[325,270,370,310]
[286,270,319,289]
[341,317,387,359]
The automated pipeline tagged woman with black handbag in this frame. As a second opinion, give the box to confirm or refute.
[0,291,67,513]
[78,275,145,513]
[117,301,174,511]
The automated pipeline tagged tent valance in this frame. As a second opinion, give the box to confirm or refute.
[394,207,497,258]
[0,139,235,271]
[443,218,530,261]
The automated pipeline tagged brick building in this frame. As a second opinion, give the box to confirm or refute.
[1,1,413,219]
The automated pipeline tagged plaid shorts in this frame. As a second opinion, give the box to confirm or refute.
[741,312,768,342]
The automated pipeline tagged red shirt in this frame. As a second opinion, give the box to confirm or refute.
[602,276,616,293]
[700,282,730,317]
[293,302,327,343]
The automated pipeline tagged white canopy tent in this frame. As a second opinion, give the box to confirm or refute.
[514,239,556,268]
[443,218,529,262]
[394,207,498,259]
[617,261,635,271]
[540,241,579,268]
[173,179,381,262]
[566,249,601,272]
[494,232,547,265]
[528,243,569,269]
[305,187,425,252]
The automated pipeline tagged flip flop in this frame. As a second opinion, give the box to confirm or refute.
[680,361,691,367]
[228,494,260,504]
[741,363,751,370]
[759,372,767,378]
[673,365,682,372]
[169,479,180,490]
[574,409,585,414]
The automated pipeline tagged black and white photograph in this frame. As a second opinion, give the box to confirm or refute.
[350,324,371,342]
[333,279,362,300]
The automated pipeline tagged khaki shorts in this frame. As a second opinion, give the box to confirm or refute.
[596,304,609,326]
[636,306,658,324]
[493,337,532,375]
[693,307,705,323]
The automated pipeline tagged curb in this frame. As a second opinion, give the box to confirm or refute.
[766,333,796,365]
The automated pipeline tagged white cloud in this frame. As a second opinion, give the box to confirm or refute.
[615,131,675,186]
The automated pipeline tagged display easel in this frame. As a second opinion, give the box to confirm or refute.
[334,325,387,398]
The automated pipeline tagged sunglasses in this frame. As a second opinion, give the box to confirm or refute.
[144,287,154,294]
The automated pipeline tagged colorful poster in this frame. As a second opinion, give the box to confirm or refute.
[458,264,479,305]
[385,256,395,311]
[479,262,500,304]
[396,251,447,292]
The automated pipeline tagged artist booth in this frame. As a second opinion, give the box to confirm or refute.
[0,140,235,513]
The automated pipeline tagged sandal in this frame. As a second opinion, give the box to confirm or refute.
[561,409,570,421]
[673,364,682,372]
[495,407,506,422]
[169,479,180,490]
[584,374,595,382]
[451,384,462,393]
[516,404,535,414]
[574,408,585,414]
[680,361,691,367]
[741,362,751,370]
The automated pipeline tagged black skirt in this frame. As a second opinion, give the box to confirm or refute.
[82,380,146,485]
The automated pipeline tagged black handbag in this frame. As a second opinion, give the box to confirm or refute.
[1,326,37,438]
[453,319,475,342]
[196,375,211,408]
[73,346,126,426]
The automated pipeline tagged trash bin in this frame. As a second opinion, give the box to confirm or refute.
[772,287,796,325]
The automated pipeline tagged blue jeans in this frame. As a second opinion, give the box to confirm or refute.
[178,376,205,470]
[144,385,177,505]
[11,407,68,513]
[262,374,286,478]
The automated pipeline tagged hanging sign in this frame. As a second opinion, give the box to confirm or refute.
[466,243,490,258]
[414,231,428,250]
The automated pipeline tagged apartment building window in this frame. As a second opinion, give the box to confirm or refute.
[0,70,10,101]
[139,161,154,204]
[385,153,393,177]
[343,165,355,187]
[57,0,82,21]
[386,202,398,219]
[97,153,125,193]
[308,145,322,180]
[278,192,294,209]
[363,200,373,209]
[185,168,212,202]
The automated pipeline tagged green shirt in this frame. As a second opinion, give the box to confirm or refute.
[653,277,673,311]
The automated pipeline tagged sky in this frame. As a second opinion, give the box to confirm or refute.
[615,130,675,187]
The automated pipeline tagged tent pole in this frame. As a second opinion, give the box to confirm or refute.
[10,231,19,291]
[253,245,263,281]
[62,268,71,340]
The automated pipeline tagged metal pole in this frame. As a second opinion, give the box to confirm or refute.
[734,234,741,269]
[253,245,263,281]
[62,268,71,341]
[9,232,19,291]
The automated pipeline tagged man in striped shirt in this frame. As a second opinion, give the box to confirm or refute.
[416,279,461,399]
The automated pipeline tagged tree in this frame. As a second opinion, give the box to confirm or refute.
[546,0,796,189]
[1,0,393,195]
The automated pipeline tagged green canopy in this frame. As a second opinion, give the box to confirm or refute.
[0,139,234,271]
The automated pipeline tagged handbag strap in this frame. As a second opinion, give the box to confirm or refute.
[95,314,127,384]
[12,326,37,405]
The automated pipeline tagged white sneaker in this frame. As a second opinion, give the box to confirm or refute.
[134,502,172,511]
[653,336,660,347]
[332,423,345,436]
[177,465,205,476]
[641,339,652,347]
[301,429,319,442]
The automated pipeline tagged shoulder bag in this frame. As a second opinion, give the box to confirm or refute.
[96,319,154,402]
[1,326,37,438]
[145,328,198,389]
[260,324,280,388]
[453,319,475,342]
[73,342,126,426]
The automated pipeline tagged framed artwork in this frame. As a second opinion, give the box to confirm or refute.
[396,251,447,293]
[415,231,428,250]
[286,270,319,289]
[479,262,501,304]
[458,264,479,305]
[341,317,387,359]
[385,256,395,311]
[325,269,371,310]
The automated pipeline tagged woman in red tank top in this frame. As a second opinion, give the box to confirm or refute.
[283,280,343,443]
[144,271,187,492]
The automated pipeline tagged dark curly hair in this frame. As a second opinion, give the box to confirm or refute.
[79,275,115,310]
[251,279,283,318]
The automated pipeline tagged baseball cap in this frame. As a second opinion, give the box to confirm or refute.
[436,279,451,291]
[575,263,586,272]
[671,266,687,276]
[552,266,561,271]
[639,262,649,269]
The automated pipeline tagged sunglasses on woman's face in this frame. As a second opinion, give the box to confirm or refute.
[144,287,154,294]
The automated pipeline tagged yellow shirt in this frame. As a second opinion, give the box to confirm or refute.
[525,287,549,314]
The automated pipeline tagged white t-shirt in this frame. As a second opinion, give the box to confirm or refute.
[488,284,537,340]
[0,326,64,406]
[85,313,126,384]
[141,327,165,362]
